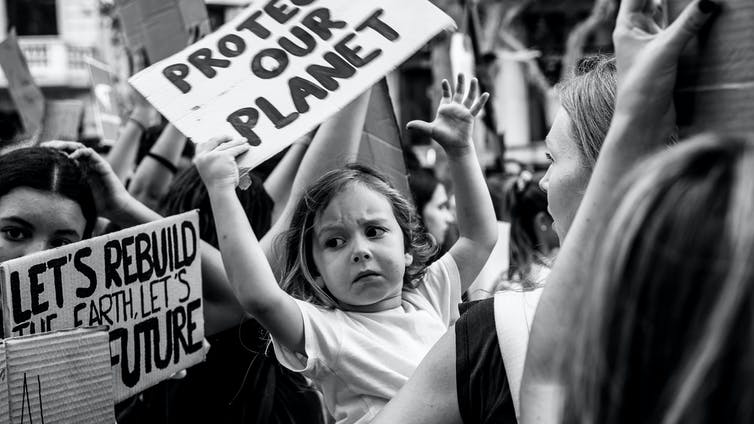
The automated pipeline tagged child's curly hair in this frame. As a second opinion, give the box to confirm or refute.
[278,163,437,308]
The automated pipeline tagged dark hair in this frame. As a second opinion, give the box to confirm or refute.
[563,134,754,423]
[160,165,273,248]
[505,171,553,284]
[557,55,617,168]
[279,163,437,308]
[0,147,97,237]
[409,168,441,214]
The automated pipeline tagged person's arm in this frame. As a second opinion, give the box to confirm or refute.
[128,123,188,210]
[520,1,718,422]
[372,329,462,424]
[407,75,498,292]
[259,90,371,275]
[195,136,306,353]
[68,145,247,336]
[263,130,315,223]
[107,52,153,182]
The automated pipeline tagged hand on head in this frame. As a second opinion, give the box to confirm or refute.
[406,73,489,156]
[194,136,251,191]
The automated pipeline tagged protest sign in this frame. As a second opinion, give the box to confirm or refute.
[4,328,114,424]
[0,29,45,138]
[129,0,455,170]
[0,211,205,401]
[116,0,210,63]
[358,78,410,198]
[37,100,85,143]
[668,0,754,136]
[86,57,122,146]
[0,345,7,424]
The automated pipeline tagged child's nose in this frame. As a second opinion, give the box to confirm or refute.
[351,239,372,263]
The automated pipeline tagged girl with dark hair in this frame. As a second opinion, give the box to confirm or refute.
[408,168,455,251]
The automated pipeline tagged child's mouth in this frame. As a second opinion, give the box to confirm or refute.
[353,270,380,282]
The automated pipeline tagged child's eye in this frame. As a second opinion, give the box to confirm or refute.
[324,237,345,249]
[365,226,386,238]
[1,227,29,242]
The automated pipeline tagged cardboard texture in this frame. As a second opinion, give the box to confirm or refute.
[668,0,754,136]
[4,328,114,424]
[117,0,210,63]
[86,57,122,146]
[358,78,410,198]
[129,0,456,170]
[37,100,85,143]
[0,345,8,424]
[0,30,45,138]
[0,212,205,402]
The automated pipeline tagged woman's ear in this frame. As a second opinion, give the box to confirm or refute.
[404,253,414,267]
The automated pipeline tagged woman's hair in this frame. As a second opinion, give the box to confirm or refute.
[279,163,437,308]
[505,171,554,285]
[563,134,754,423]
[160,165,273,248]
[557,55,617,168]
[0,147,97,237]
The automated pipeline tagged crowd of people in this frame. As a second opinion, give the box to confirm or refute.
[1,0,750,422]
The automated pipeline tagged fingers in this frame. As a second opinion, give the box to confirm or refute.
[453,73,466,103]
[40,140,86,153]
[619,0,651,17]
[469,92,490,117]
[664,0,719,50]
[223,144,251,158]
[406,120,433,136]
[440,79,452,102]
[197,135,234,154]
[464,78,479,108]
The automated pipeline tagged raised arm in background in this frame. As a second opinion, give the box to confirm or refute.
[128,123,188,210]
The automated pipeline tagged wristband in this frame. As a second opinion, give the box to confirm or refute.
[146,152,178,174]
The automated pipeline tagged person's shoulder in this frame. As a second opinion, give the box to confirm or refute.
[458,297,495,319]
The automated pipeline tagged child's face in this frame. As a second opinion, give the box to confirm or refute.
[311,183,411,312]
[0,187,86,264]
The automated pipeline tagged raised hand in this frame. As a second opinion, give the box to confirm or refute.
[407,73,489,156]
[194,136,251,191]
[613,0,719,130]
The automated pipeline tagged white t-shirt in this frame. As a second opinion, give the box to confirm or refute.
[272,253,462,424]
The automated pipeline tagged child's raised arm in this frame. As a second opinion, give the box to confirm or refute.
[407,74,498,292]
[194,136,305,353]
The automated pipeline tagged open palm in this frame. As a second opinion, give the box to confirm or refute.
[407,74,489,155]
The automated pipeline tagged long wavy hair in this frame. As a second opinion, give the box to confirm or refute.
[563,134,754,423]
[278,163,437,309]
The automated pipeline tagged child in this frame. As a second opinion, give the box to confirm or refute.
[195,74,497,423]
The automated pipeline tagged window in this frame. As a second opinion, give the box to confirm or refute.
[7,0,59,36]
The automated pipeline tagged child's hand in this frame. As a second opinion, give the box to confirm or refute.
[194,136,251,191]
[407,73,489,156]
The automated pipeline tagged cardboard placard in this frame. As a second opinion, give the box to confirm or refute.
[85,57,122,146]
[129,0,455,170]
[0,212,204,402]
[668,0,754,136]
[38,100,85,143]
[4,328,114,424]
[358,78,410,198]
[116,0,210,63]
[0,30,45,138]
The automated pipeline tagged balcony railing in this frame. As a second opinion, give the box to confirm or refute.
[0,36,95,88]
